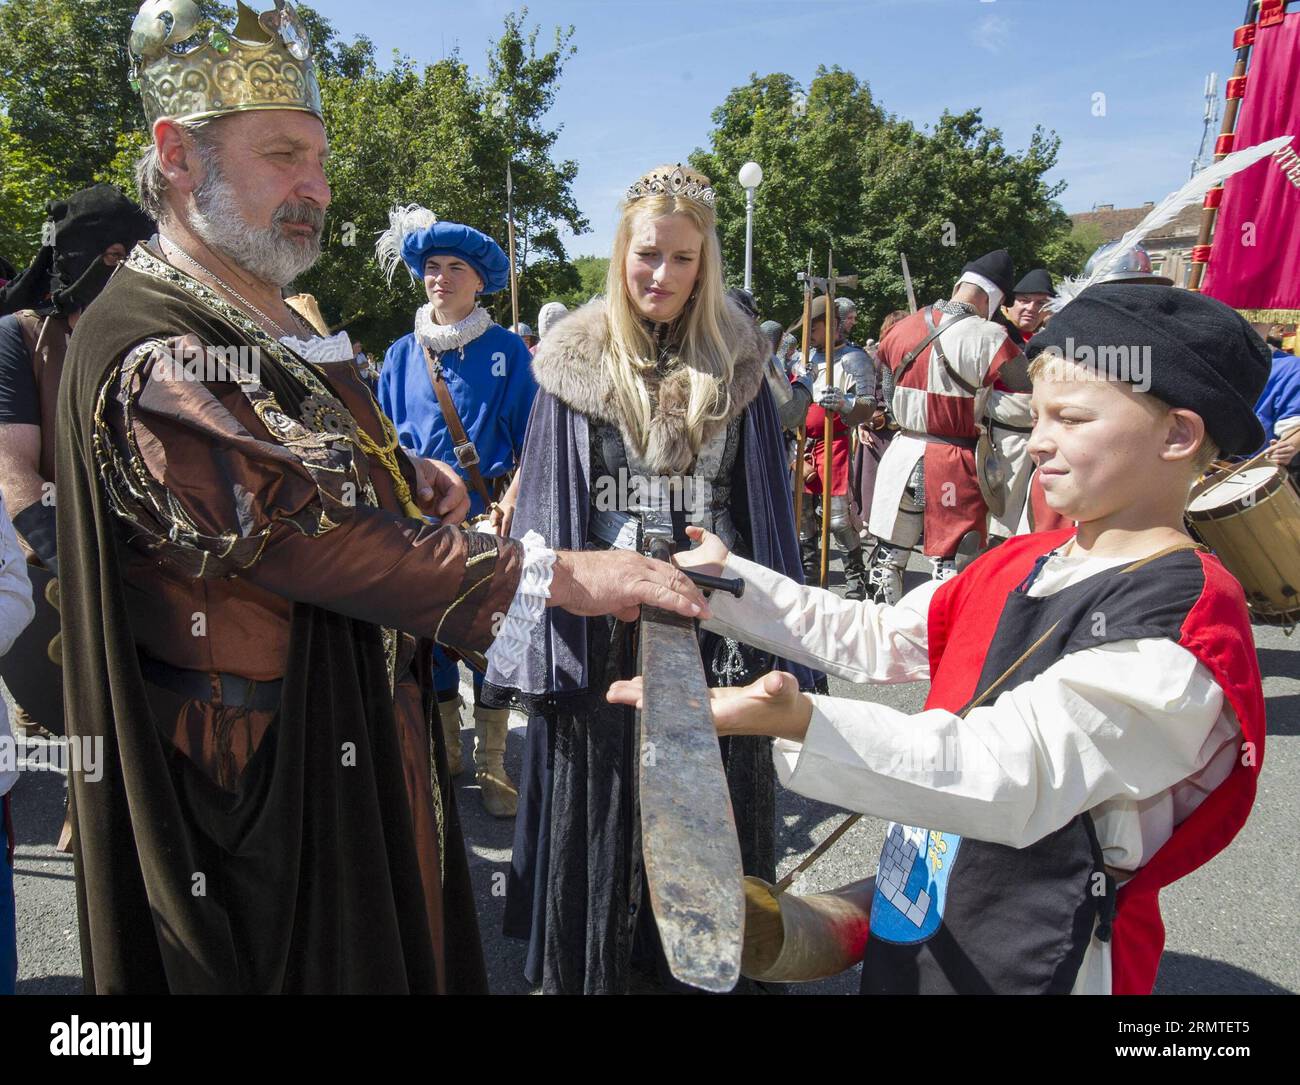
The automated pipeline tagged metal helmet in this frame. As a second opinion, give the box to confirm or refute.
[759,319,784,349]
[1081,241,1174,286]
[512,322,535,338]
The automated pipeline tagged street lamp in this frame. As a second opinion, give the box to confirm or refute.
[738,161,763,293]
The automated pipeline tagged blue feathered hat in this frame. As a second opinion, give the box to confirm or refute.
[376,205,509,294]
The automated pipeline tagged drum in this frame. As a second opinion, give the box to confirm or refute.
[1186,465,1300,626]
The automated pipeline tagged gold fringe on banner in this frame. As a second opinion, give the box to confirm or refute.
[1235,308,1300,324]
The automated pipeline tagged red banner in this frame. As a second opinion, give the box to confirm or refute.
[1202,11,1300,315]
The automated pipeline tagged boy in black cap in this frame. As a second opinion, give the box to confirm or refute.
[613,284,1269,994]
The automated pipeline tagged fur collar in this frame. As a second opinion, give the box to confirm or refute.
[530,296,769,474]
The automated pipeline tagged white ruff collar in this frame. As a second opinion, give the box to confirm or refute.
[415,304,492,358]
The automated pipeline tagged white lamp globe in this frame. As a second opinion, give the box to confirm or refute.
[738,161,764,190]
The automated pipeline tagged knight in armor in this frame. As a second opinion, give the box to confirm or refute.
[0,184,154,742]
[869,250,1030,602]
[800,296,877,600]
[760,318,813,434]
[375,209,538,818]
[482,163,814,994]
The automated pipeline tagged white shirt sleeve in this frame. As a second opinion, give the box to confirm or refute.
[775,638,1233,850]
[701,553,937,684]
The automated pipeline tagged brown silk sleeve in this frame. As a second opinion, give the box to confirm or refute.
[246,512,523,654]
[97,337,523,654]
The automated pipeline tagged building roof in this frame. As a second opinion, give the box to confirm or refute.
[1070,203,1203,242]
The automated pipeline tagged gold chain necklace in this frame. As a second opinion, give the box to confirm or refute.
[152,241,424,520]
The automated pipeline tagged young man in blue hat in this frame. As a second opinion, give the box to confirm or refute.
[377,207,538,817]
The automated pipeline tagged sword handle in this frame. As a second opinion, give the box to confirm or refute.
[682,570,745,599]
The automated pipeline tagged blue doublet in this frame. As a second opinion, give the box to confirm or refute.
[379,324,538,519]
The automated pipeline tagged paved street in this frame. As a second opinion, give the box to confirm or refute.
[9,563,1298,996]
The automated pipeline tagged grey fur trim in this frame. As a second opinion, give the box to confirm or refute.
[529,297,768,474]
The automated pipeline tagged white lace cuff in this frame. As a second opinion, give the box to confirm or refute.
[484,529,556,680]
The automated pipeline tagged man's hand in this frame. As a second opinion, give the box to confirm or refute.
[607,670,812,741]
[672,524,730,578]
[1266,437,1299,467]
[406,451,470,524]
[549,549,710,622]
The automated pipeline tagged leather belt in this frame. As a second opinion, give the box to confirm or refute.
[901,429,979,450]
[140,656,283,712]
[588,507,640,551]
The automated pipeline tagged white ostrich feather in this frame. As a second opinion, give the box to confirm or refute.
[1051,134,1294,310]
[375,204,439,287]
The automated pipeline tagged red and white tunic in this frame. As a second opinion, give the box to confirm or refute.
[869,305,1023,555]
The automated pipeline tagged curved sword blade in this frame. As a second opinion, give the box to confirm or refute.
[638,606,745,993]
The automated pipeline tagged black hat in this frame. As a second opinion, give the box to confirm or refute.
[0,184,153,317]
[1027,284,1271,456]
[961,249,1015,299]
[1013,268,1055,297]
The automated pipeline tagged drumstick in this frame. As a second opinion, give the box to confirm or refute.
[1206,446,1277,489]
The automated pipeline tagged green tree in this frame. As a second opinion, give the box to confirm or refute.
[692,68,1082,336]
[0,1,588,346]
[300,12,587,348]
[0,111,58,260]
[549,254,607,309]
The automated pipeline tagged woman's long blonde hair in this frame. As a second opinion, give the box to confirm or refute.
[603,186,735,459]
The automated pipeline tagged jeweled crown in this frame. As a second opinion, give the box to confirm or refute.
[625,164,716,211]
[128,0,322,126]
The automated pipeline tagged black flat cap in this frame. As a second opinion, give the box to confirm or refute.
[1027,284,1271,456]
[1014,268,1056,296]
[962,249,1015,298]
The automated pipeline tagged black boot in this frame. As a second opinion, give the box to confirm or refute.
[800,538,820,585]
[843,545,868,601]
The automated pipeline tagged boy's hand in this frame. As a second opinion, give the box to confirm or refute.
[674,524,731,579]
[607,670,812,742]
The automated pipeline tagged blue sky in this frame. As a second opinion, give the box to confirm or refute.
[310,0,1244,257]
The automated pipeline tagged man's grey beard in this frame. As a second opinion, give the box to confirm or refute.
[189,149,325,288]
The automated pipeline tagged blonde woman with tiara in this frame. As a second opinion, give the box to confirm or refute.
[482,165,815,993]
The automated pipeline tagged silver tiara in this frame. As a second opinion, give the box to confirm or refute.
[625,165,716,209]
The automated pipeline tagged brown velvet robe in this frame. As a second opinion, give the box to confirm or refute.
[57,241,521,992]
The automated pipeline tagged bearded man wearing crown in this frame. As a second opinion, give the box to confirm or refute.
[54,0,707,995]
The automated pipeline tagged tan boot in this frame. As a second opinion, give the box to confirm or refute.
[437,696,465,777]
[473,705,518,818]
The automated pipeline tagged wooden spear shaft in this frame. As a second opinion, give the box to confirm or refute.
[507,161,520,331]
[819,251,835,589]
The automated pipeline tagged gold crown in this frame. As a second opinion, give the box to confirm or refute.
[625,164,716,210]
[128,0,322,126]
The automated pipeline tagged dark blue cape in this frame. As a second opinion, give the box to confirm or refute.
[482,379,817,700]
